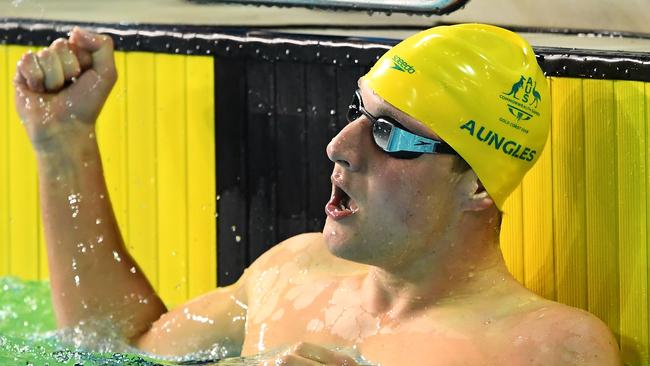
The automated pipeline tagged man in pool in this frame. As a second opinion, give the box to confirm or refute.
[14,24,622,365]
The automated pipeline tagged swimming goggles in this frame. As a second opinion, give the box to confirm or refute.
[347,89,458,159]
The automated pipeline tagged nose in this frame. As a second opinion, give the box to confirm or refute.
[326,119,369,171]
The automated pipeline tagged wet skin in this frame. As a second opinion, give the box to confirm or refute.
[15,29,622,365]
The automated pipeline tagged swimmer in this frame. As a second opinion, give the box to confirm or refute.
[14,25,622,365]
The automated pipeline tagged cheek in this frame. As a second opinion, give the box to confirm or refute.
[368,170,421,223]
[368,165,451,231]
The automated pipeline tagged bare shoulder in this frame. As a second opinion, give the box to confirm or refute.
[246,232,366,274]
[518,301,622,366]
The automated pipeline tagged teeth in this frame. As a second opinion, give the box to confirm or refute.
[348,198,358,212]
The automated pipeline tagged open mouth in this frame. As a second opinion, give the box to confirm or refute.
[325,185,359,219]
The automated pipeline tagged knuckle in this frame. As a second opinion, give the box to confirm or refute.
[102,35,115,48]
[52,38,68,48]
[37,48,50,58]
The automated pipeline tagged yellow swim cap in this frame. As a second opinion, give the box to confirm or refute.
[364,23,551,211]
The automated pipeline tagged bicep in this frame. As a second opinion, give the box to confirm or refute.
[133,278,248,358]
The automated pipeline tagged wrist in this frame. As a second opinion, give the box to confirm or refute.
[33,126,99,158]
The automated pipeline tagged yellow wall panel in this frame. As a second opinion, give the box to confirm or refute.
[615,80,649,365]
[501,185,524,283]
[7,45,39,280]
[97,51,129,243]
[187,56,216,298]
[0,45,8,276]
[646,82,650,366]
[551,77,588,309]
[583,79,620,336]
[155,54,188,307]
[646,81,650,366]
[522,123,555,300]
[125,52,159,289]
[1,46,216,305]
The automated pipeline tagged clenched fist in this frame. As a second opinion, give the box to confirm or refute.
[14,27,117,152]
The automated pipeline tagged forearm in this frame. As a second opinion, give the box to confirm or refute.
[37,131,166,340]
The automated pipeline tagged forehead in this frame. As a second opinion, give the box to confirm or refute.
[357,78,441,140]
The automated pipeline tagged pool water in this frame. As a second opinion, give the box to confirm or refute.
[0,276,373,366]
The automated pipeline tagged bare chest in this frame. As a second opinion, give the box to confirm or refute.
[240,278,542,365]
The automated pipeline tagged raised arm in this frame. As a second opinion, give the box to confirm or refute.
[14,27,166,342]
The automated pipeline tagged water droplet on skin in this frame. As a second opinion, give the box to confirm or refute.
[74,275,80,287]
[130,267,137,273]
[113,251,121,262]
[99,194,105,199]
[96,235,103,244]
[88,132,95,139]
[231,225,236,232]
[95,218,102,224]
[235,235,241,242]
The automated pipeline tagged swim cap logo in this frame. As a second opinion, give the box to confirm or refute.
[460,120,536,162]
[390,55,416,74]
[500,75,541,123]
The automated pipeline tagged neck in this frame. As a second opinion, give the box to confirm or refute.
[361,211,515,318]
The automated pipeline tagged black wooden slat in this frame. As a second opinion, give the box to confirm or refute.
[247,59,278,263]
[305,64,338,233]
[215,57,249,286]
[275,62,308,242]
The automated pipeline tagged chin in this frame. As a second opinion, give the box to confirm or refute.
[323,220,379,265]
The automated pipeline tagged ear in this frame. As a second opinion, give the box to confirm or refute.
[458,170,495,212]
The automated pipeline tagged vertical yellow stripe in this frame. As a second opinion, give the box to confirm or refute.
[0,45,8,276]
[615,80,648,365]
[187,56,216,297]
[583,79,620,336]
[646,81,650,366]
[125,52,158,289]
[98,51,129,243]
[551,78,587,309]
[7,45,39,280]
[502,184,524,283]
[155,54,188,307]
[522,79,555,299]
